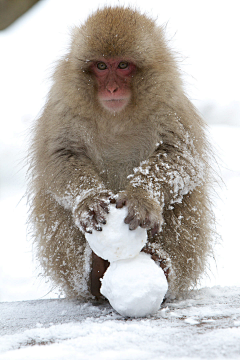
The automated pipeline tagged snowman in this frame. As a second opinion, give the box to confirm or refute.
[86,204,168,317]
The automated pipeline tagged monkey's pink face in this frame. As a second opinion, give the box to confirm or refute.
[91,59,136,113]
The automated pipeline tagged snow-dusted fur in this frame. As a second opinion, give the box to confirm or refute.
[28,7,215,300]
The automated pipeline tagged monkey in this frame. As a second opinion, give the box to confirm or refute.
[28,6,215,301]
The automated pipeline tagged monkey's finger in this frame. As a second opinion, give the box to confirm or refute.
[110,197,116,204]
[129,218,140,230]
[95,214,107,225]
[116,199,126,208]
[79,221,93,234]
[124,214,134,224]
[140,219,151,228]
[91,210,106,228]
[94,225,102,231]
[99,200,109,213]
[89,213,102,231]
[94,207,108,224]
[99,219,107,225]
[151,224,160,237]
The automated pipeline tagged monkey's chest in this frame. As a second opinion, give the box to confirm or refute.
[94,135,154,192]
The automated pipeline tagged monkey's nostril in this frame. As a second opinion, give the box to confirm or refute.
[107,87,118,93]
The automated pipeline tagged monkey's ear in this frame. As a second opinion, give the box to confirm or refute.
[70,25,91,66]
[70,26,79,38]
[70,26,81,46]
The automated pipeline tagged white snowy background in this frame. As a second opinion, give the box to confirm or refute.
[0,0,240,359]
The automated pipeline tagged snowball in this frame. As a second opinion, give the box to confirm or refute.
[85,204,147,262]
[85,205,167,317]
[100,252,168,318]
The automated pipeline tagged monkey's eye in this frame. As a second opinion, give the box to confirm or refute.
[118,61,128,69]
[97,62,107,70]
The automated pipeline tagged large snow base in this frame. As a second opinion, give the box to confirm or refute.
[100,252,168,317]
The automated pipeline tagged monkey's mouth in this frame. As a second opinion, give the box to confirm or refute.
[101,98,129,112]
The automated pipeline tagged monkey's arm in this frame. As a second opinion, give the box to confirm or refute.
[37,144,112,233]
[116,139,205,235]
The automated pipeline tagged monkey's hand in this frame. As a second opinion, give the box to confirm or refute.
[73,192,113,234]
[116,189,163,236]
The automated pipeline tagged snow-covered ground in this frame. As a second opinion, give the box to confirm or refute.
[0,287,240,360]
[0,0,240,358]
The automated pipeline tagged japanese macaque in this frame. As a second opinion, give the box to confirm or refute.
[28,7,214,301]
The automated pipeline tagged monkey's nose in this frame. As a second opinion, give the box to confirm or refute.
[106,82,119,93]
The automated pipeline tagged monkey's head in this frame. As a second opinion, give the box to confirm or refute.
[56,7,181,116]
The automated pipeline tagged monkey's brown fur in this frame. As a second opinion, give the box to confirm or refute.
[28,7,215,300]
